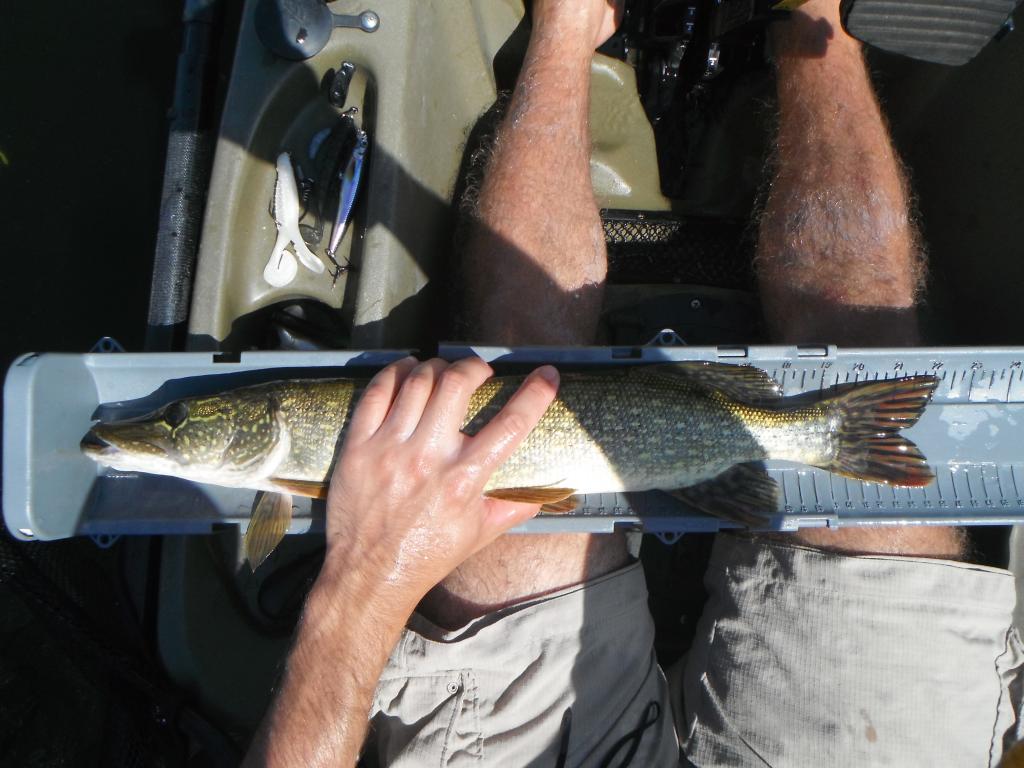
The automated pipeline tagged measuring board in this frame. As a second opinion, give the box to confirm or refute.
[4,345,1024,541]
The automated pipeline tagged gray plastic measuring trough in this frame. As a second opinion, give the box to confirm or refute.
[5,344,1024,542]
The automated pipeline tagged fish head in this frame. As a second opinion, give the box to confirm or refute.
[81,391,284,483]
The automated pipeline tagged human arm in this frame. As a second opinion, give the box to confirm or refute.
[242,356,559,767]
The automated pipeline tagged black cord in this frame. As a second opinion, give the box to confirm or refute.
[553,700,663,768]
[599,701,663,768]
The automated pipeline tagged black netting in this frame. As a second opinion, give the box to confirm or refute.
[603,210,755,289]
[0,534,238,767]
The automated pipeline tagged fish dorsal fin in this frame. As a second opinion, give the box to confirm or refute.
[269,478,329,499]
[643,362,782,403]
[667,462,779,527]
[485,487,577,510]
[244,491,294,570]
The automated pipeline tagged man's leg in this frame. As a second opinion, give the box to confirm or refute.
[675,7,1020,766]
[755,0,964,557]
[418,1,630,629]
[368,9,680,764]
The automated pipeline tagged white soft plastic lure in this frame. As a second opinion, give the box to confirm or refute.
[263,152,325,287]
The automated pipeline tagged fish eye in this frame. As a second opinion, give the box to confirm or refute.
[164,402,189,428]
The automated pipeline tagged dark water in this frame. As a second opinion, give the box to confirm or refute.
[0,1,181,370]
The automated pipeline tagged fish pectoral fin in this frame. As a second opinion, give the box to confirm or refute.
[485,487,578,511]
[244,491,294,571]
[667,463,779,528]
[541,496,581,514]
[269,477,329,499]
[645,362,782,403]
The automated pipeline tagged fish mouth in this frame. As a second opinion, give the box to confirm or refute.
[80,423,172,462]
[80,429,114,457]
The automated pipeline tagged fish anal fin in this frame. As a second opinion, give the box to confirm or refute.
[244,491,294,571]
[645,362,782,403]
[269,477,329,499]
[485,487,577,508]
[668,463,779,527]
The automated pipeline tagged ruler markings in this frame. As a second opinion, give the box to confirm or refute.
[784,472,796,510]
[675,355,1016,517]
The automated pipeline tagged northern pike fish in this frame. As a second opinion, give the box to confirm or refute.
[81,363,938,567]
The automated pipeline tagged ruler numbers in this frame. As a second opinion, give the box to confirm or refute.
[749,351,1024,523]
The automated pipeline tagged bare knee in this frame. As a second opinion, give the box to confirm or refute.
[783,525,968,560]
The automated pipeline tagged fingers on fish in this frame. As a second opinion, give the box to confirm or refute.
[823,375,938,487]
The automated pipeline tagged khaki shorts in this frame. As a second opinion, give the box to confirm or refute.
[366,535,1022,767]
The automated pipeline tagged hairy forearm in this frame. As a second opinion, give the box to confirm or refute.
[463,22,605,343]
[243,560,416,767]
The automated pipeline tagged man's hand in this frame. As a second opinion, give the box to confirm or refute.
[324,356,559,609]
[532,0,623,51]
[243,358,558,768]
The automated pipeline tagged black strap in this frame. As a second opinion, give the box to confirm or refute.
[598,701,663,768]
[553,700,664,768]
[555,707,574,768]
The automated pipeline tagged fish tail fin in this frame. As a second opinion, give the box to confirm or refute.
[821,376,938,487]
